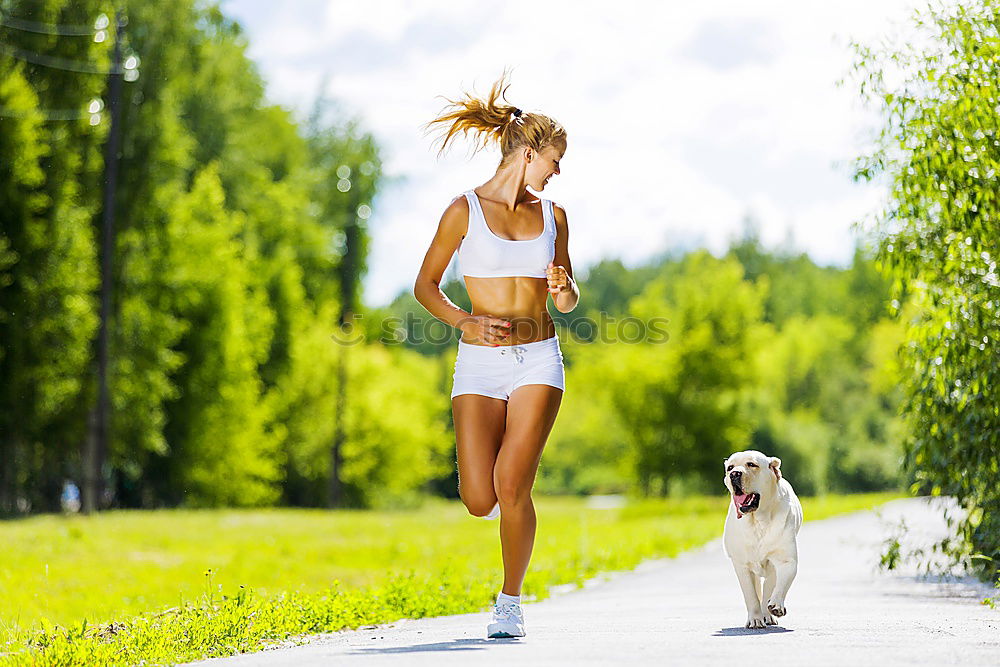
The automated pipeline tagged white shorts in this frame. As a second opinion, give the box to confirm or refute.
[451,335,566,401]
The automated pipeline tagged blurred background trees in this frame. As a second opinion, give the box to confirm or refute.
[0,0,421,512]
[16,0,996,526]
[1,0,113,514]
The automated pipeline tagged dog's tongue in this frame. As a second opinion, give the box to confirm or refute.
[733,492,751,519]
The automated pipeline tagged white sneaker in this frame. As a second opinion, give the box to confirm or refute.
[481,503,500,520]
[487,600,525,638]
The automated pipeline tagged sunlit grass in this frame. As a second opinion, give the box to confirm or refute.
[0,491,902,666]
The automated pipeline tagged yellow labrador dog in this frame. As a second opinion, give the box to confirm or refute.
[722,450,803,629]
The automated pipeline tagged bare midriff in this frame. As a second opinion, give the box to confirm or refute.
[461,275,556,346]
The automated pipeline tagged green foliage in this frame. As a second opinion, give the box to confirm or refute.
[728,223,892,328]
[105,0,313,508]
[338,342,453,507]
[536,341,632,495]
[0,0,110,513]
[544,251,766,496]
[850,0,1000,579]
[749,313,906,494]
[0,0,461,514]
[0,493,899,665]
[533,239,904,497]
[552,257,661,342]
[158,164,281,506]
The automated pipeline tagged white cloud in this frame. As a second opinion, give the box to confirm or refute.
[221,0,928,306]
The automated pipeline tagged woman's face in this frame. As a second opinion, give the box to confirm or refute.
[524,144,564,191]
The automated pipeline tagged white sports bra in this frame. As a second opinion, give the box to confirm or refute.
[457,190,556,279]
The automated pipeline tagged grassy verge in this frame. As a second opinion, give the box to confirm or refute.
[0,491,902,666]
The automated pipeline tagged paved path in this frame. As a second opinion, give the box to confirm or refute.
[187,497,999,666]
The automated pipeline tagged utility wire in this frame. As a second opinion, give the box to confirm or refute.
[0,9,100,36]
[0,105,95,121]
[0,42,130,74]
[0,11,137,120]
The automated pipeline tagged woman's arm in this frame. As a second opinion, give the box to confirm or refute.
[549,203,580,313]
[413,196,473,332]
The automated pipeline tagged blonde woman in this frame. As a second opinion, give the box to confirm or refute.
[414,73,579,638]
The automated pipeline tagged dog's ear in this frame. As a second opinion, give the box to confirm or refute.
[769,457,782,481]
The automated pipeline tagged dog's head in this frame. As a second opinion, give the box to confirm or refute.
[723,450,782,519]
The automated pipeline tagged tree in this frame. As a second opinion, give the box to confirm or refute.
[611,251,765,495]
[302,102,382,508]
[0,0,109,514]
[851,0,1000,579]
[1,0,401,512]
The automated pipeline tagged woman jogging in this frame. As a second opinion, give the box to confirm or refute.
[413,73,580,638]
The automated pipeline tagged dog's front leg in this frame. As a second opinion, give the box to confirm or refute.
[762,561,778,625]
[734,566,766,628]
[766,558,798,618]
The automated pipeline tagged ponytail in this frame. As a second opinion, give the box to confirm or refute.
[425,71,567,163]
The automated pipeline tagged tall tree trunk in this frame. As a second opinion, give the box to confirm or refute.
[82,408,99,513]
[328,342,346,507]
[0,432,11,515]
[328,216,360,508]
[84,10,125,513]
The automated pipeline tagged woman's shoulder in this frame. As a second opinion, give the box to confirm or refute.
[445,192,471,214]
[539,196,566,221]
[547,201,569,234]
[438,194,471,233]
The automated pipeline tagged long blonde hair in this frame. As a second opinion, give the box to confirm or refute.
[425,71,567,165]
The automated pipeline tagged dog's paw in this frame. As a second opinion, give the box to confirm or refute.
[767,601,787,617]
[745,613,767,629]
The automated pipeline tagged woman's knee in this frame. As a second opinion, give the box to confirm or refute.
[459,487,498,517]
[494,470,532,506]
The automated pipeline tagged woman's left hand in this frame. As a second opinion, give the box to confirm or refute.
[546,261,571,294]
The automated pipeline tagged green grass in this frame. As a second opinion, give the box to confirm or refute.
[0,491,902,666]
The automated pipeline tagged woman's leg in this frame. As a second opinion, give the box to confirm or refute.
[493,384,563,595]
[452,394,507,516]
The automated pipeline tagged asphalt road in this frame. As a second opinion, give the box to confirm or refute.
[186,497,999,666]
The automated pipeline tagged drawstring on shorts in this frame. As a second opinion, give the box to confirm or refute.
[499,345,527,364]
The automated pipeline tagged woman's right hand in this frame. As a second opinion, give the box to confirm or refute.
[460,314,512,346]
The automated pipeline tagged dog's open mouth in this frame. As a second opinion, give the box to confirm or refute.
[732,492,760,518]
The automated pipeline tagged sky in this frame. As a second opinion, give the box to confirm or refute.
[219,0,926,308]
